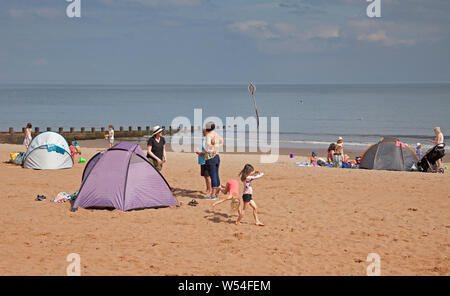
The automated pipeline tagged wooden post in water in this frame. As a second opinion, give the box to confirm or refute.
[138,126,142,132]
[91,127,96,133]
[8,127,14,134]
[101,127,105,133]
[146,126,150,134]
[35,127,40,134]
[59,127,64,134]
[70,127,75,133]
[80,127,85,133]
[22,127,25,133]
[191,126,194,134]
[47,127,51,131]
[129,126,132,132]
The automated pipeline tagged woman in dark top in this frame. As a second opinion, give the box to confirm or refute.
[147,126,166,171]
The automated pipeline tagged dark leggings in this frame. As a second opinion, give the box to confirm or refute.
[206,155,220,188]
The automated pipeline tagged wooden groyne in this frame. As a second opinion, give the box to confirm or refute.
[0,124,230,145]
[0,125,183,145]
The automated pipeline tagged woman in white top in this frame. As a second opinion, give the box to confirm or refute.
[431,127,445,170]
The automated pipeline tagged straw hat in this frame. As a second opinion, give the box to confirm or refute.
[338,136,343,141]
[151,125,164,137]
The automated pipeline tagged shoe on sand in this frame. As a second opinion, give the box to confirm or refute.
[35,195,46,201]
[188,199,198,206]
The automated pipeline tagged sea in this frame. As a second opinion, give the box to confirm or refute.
[0,83,449,151]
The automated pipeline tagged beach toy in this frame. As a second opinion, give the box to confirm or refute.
[445,166,449,170]
[10,152,19,163]
[79,157,86,163]
[289,154,294,158]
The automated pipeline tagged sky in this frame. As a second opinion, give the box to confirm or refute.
[1,0,450,84]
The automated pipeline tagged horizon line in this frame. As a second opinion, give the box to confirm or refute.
[1,81,450,86]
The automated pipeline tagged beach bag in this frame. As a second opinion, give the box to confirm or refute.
[317,158,327,167]
[333,153,343,168]
[342,162,352,169]
[14,152,25,166]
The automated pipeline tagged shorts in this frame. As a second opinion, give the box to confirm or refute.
[109,138,114,144]
[242,194,252,203]
[148,157,163,171]
[200,165,209,177]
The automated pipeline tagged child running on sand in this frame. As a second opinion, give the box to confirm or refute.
[236,164,264,226]
[211,179,240,210]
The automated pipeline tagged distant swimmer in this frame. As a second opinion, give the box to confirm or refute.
[299,99,304,104]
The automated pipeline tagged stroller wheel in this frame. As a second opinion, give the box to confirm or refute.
[438,168,445,174]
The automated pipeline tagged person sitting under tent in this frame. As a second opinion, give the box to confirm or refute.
[68,139,82,160]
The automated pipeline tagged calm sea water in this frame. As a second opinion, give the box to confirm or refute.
[0,83,449,150]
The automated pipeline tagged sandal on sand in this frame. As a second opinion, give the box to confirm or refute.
[35,195,46,201]
[188,199,198,206]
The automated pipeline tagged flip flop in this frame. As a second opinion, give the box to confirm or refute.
[35,195,46,201]
[188,199,198,206]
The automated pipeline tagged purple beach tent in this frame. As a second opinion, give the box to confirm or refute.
[72,142,177,211]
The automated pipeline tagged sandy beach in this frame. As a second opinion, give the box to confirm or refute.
[0,142,449,276]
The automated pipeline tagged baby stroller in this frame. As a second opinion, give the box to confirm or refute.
[418,143,445,173]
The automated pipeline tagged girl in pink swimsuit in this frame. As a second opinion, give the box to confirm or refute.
[211,179,240,210]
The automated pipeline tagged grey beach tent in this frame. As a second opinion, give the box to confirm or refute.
[23,131,73,170]
[359,138,419,171]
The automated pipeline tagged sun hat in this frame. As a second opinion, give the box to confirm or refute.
[312,151,318,156]
[337,136,343,141]
[151,125,164,137]
[205,121,215,130]
[416,143,421,147]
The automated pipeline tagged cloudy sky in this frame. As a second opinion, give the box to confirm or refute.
[1,0,450,84]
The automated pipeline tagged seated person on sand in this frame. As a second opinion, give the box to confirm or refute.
[68,140,82,159]
[310,151,318,165]
[72,137,82,155]
[327,143,336,164]
[333,146,343,167]
[310,151,327,167]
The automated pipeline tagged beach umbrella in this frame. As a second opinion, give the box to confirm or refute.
[248,82,260,129]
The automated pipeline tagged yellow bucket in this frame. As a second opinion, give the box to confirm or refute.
[10,153,19,162]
